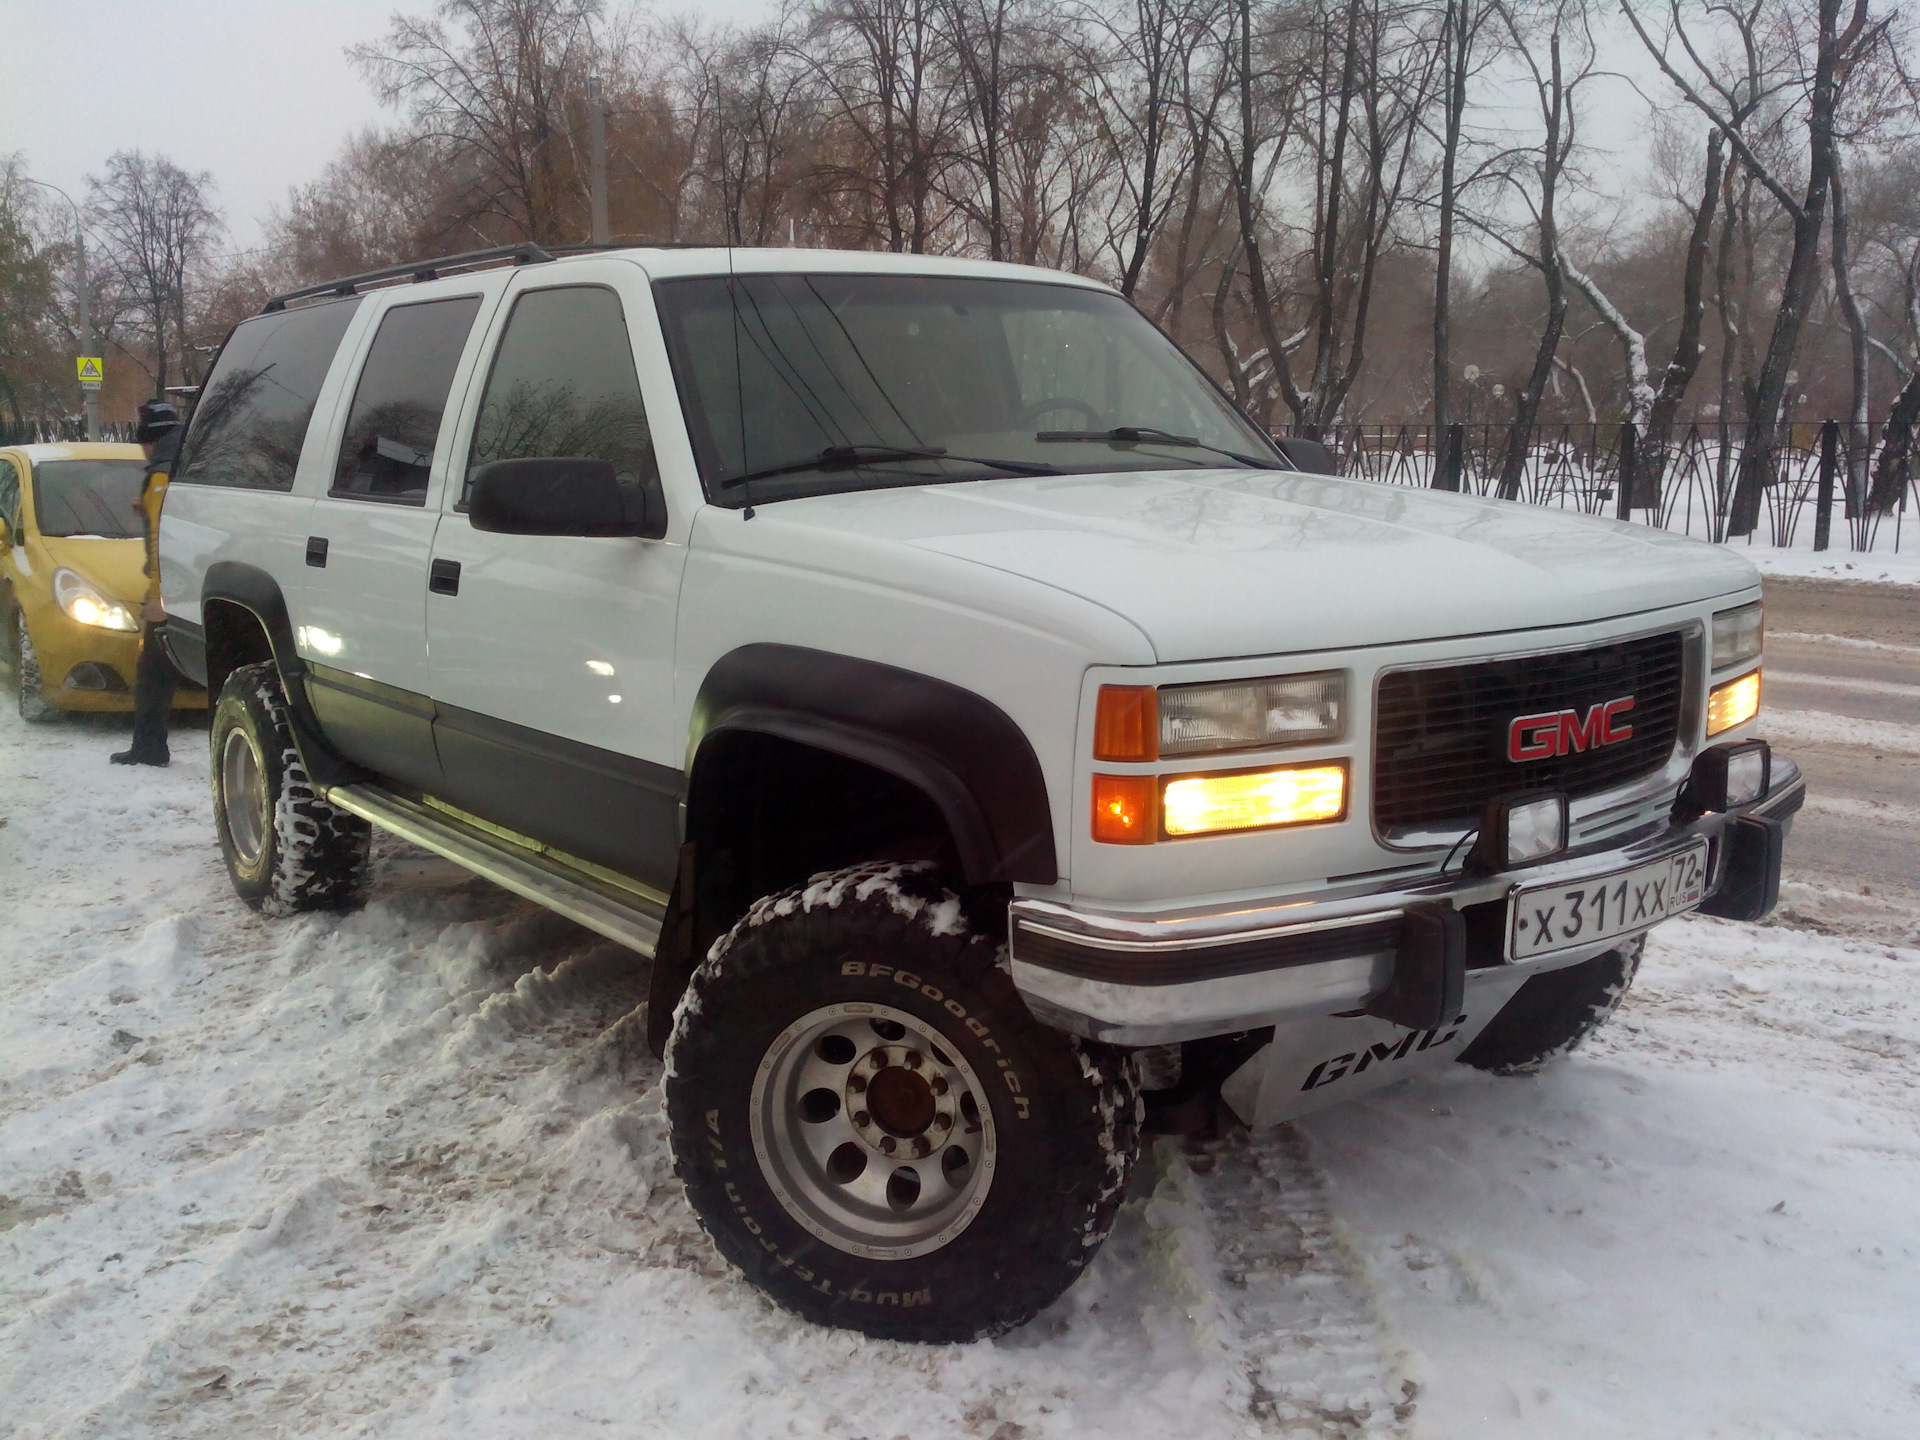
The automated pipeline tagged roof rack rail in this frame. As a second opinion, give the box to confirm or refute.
[261,241,555,314]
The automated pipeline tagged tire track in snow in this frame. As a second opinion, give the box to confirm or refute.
[1175,1127,1417,1436]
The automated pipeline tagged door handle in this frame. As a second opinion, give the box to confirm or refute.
[306,536,329,567]
[429,558,462,596]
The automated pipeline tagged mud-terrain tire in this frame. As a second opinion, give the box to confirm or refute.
[13,610,55,722]
[1458,936,1644,1075]
[665,862,1140,1343]
[210,662,370,914]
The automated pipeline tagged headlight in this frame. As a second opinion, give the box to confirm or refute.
[1161,761,1348,836]
[1157,671,1345,757]
[1712,601,1763,670]
[1706,670,1761,735]
[53,568,139,632]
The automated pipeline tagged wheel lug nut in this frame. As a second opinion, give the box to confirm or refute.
[934,1113,950,1130]
[913,1137,930,1157]
[853,1111,871,1127]
[880,1136,897,1154]
[848,1075,867,1094]
[903,1051,921,1069]
[929,1076,949,1095]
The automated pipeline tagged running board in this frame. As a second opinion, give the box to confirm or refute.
[326,784,665,957]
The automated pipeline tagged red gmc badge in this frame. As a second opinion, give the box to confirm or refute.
[1508,696,1635,762]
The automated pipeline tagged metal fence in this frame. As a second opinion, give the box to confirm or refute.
[1284,420,1914,554]
[0,418,137,445]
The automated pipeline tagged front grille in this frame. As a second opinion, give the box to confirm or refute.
[1374,630,1687,834]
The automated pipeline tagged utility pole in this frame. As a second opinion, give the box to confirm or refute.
[25,177,99,440]
[588,74,609,245]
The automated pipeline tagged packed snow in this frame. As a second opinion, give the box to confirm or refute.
[3,707,1918,1439]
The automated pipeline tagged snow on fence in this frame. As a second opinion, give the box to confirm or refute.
[0,418,137,445]
[1287,421,1915,554]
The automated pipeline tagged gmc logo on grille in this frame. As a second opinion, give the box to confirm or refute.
[1508,696,1635,762]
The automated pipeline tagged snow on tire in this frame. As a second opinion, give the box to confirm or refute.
[1458,935,1644,1075]
[14,610,55,723]
[210,661,370,915]
[665,861,1141,1343]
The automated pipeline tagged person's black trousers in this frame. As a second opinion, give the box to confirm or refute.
[128,621,177,761]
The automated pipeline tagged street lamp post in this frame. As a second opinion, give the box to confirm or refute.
[23,177,98,441]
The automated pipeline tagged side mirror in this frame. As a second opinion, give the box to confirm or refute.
[1274,437,1339,475]
[467,457,666,540]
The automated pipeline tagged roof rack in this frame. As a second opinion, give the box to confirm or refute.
[261,242,555,313]
[259,238,721,315]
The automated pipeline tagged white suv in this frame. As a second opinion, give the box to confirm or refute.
[159,243,1801,1343]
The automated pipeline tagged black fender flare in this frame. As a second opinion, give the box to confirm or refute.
[686,644,1059,886]
[200,561,364,789]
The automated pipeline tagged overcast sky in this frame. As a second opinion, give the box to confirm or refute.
[5,0,1669,258]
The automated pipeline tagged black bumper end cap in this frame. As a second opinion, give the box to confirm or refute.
[1697,813,1785,923]
[1366,901,1467,1031]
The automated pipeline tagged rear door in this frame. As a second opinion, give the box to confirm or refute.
[298,292,492,791]
[424,261,688,889]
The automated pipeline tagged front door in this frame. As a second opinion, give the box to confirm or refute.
[425,266,687,891]
[299,293,488,792]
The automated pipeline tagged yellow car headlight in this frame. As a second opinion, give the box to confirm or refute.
[53,567,140,632]
[1161,761,1348,837]
[1706,669,1760,736]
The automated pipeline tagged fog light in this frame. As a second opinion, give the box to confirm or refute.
[1707,670,1761,735]
[1468,791,1569,872]
[1681,740,1771,814]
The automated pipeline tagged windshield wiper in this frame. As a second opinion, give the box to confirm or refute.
[1034,426,1281,469]
[721,444,1058,489]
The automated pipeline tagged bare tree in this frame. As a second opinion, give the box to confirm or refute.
[86,151,223,397]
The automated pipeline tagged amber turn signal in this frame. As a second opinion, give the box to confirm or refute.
[1091,773,1156,843]
[1093,685,1157,762]
[1706,669,1761,736]
[1161,762,1348,837]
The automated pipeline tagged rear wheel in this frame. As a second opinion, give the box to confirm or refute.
[665,862,1140,1342]
[1458,936,1644,1075]
[13,610,55,723]
[210,662,370,914]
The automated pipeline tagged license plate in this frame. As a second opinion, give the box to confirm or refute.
[1507,841,1709,960]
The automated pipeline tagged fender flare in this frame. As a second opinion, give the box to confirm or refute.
[686,644,1059,886]
[200,561,363,789]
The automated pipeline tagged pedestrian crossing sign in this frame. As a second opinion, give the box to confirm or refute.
[76,356,104,390]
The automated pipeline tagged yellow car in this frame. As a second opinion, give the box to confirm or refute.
[1,442,206,721]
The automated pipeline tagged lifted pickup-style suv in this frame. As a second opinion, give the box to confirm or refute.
[160,242,1802,1343]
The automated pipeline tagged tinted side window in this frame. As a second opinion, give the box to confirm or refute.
[465,286,655,506]
[331,296,483,504]
[174,296,362,491]
[0,459,20,538]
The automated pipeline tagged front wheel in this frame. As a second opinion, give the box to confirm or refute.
[209,662,371,914]
[1458,936,1644,1075]
[14,610,54,722]
[665,862,1140,1342]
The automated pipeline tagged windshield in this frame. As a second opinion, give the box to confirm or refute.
[654,273,1280,505]
[30,459,148,538]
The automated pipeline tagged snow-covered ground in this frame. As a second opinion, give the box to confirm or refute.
[4,707,1918,1439]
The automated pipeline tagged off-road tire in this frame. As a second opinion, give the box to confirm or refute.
[210,662,370,914]
[665,862,1141,1343]
[1458,936,1644,1075]
[13,610,55,722]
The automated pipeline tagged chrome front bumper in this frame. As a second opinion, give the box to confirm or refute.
[1011,756,1805,1045]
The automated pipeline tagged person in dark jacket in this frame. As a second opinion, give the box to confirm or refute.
[112,402,182,766]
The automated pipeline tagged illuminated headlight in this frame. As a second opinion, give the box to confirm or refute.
[1712,601,1763,670]
[1158,671,1345,756]
[53,568,139,632]
[1161,762,1347,837]
[1707,670,1761,735]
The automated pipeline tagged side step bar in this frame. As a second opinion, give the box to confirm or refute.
[326,784,665,957]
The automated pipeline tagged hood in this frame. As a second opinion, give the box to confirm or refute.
[36,534,149,606]
[762,469,1761,663]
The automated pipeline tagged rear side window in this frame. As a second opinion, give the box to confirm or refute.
[465,285,656,505]
[0,459,20,538]
[173,296,362,491]
[29,459,148,538]
[331,296,483,504]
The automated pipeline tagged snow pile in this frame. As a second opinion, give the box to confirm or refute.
[4,709,1919,1438]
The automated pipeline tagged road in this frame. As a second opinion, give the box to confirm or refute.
[1760,577,1920,941]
